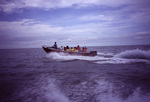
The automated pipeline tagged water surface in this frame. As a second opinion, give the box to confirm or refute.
[0,45,150,102]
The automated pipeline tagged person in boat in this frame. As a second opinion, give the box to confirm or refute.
[82,46,87,52]
[74,47,78,52]
[64,46,66,51]
[77,45,81,52]
[84,46,87,52]
[52,42,57,48]
[82,47,85,52]
[60,46,63,50]
[66,46,70,51]
[71,47,74,52]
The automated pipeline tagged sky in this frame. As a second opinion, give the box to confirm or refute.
[0,0,150,49]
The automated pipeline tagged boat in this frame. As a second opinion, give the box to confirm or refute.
[42,45,97,56]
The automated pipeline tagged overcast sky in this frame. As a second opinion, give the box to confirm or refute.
[0,0,150,48]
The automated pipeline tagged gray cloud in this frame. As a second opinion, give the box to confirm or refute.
[0,0,149,13]
[0,0,150,48]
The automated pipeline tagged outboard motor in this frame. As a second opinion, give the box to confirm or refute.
[90,51,97,56]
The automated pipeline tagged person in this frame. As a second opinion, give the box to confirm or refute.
[66,46,70,51]
[82,46,87,52]
[60,46,63,50]
[64,46,66,51]
[71,47,74,52]
[84,46,87,52]
[77,45,81,52]
[74,47,78,52]
[52,42,57,48]
[82,47,85,52]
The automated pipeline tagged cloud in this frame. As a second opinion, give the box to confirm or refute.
[0,0,147,13]
[135,31,150,38]
[0,19,65,48]
[0,18,125,48]
[0,19,62,36]
[0,18,150,48]
[0,0,24,13]
[79,14,113,21]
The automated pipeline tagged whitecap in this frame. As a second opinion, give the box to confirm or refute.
[115,49,150,60]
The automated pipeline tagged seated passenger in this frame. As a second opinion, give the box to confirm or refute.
[67,49,70,51]
[64,47,66,51]
[77,45,81,52]
[82,47,85,52]
[74,47,78,52]
[71,47,74,52]
[52,42,57,48]
[60,46,63,50]
[66,46,70,51]
[84,46,87,52]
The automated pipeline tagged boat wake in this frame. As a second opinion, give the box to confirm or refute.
[115,49,150,60]
[46,49,150,64]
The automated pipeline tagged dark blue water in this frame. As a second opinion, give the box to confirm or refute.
[0,45,150,102]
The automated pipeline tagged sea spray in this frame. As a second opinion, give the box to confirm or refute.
[96,79,150,102]
[46,52,110,62]
[1,45,150,102]
[14,75,70,102]
[115,49,150,60]
[46,49,150,64]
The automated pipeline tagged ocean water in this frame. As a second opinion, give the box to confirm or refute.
[0,45,150,102]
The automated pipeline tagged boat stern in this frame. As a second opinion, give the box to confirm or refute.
[90,51,97,56]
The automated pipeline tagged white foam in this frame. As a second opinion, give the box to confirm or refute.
[46,52,109,61]
[96,80,150,102]
[16,76,71,102]
[96,49,150,64]
[95,57,150,64]
[115,49,150,60]
[97,52,114,56]
[42,79,70,102]
[46,49,150,64]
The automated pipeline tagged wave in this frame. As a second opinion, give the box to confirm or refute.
[96,80,150,102]
[46,49,150,64]
[96,49,150,64]
[97,52,114,56]
[46,52,109,61]
[115,49,150,60]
